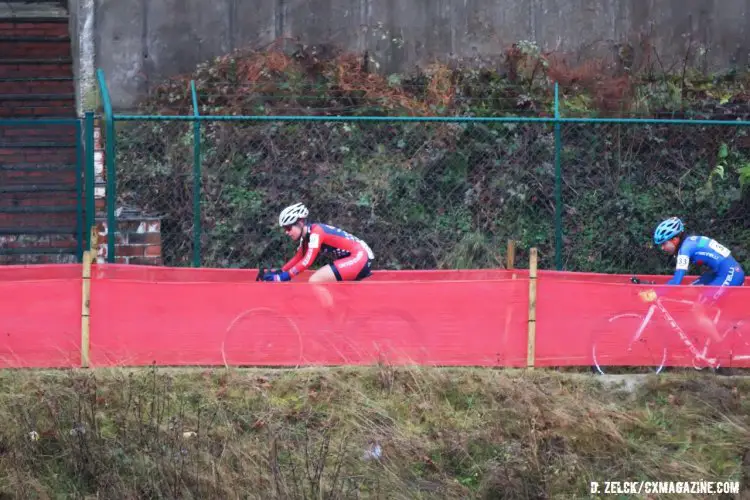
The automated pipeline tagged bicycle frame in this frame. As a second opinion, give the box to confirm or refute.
[632,296,719,368]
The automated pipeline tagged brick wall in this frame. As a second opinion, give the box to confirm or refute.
[0,234,78,264]
[0,21,69,37]
[92,119,105,213]
[95,219,162,265]
[0,15,80,264]
[0,16,164,266]
[91,120,164,265]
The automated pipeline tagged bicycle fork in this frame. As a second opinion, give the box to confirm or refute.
[628,305,656,348]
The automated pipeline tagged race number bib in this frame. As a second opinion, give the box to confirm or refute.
[676,255,690,270]
[309,233,320,249]
[708,239,731,258]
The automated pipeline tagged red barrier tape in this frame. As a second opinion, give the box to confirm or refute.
[93,264,525,282]
[0,263,81,282]
[0,264,747,369]
[537,280,750,368]
[538,269,672,284]
[92,264,675,284]
[0,278,81,368]
[89,277,529,367]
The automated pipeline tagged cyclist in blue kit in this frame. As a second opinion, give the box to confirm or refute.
[640,217,746,343]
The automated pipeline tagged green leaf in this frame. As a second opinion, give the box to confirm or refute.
[739,164,750,189]
[718,142,729,159]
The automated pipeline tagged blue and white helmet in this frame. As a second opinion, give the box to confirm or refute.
[653,217,684,245]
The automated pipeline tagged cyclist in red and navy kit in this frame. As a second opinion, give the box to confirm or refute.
[261,203,375,283]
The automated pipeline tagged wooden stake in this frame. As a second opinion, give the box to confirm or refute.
[80,226,97,368]
[506,240,516,270]
[526,247,538,369]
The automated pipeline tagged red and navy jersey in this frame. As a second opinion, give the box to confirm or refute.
[281,223,375,277]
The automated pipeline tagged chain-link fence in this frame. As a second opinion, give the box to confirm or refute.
[560,121,750,274]
[115,119,194,263]
[95,74,750,274]
[115,118,554,270]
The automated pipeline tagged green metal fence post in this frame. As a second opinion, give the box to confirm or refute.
[96,69,116,263]
[554,82,563,271]
[75,118,84,262]
[84,112,95,249]
[190,80,202,267]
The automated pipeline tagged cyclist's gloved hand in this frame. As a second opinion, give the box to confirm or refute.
[638,289,657,303]
[261,271,276,281]
[263,271,291,282]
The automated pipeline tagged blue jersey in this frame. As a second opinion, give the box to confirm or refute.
[669,235,740,285]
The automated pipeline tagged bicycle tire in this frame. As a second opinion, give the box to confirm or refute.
[717,319,750,370]
[221,307,304,368]
[343,307,429,365]
[591,312,668,375]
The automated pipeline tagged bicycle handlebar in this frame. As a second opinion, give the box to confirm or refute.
[630,276,656,285]
[256,267,281,281]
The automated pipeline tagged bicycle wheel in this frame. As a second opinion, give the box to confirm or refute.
[221,307,304,368]
[591,312,668,375]
[343,308,429,365]
[716,319,750,371]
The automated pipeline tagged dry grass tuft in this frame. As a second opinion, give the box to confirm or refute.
[0,367,748,498]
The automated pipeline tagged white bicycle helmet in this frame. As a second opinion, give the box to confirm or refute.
[279,202,309,227]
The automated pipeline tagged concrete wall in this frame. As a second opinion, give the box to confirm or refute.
[90,0,750,111]
[69,0,96,116]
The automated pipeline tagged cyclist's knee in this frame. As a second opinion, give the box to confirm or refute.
[309,266,338,283]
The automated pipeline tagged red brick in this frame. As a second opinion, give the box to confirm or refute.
[0,79,74,94]
[0,192,77,208]
[49,238,78,250]
[0,106,75,118]
[0,97,73,107]
[0,212,77,227]
[0,41,70,58]
[128,232,161,245]
[95,226,127,246]
[0,22,69,38]
[0,127,76,140]
[115,244,145,257]
[117,221,142,233]
[0,62,72,79]
[0,99,75,110]
[144,245,162,257]
[130,257,162,266]
[0,135,77,146]
[1,149,78,163]
[0,169,77,185]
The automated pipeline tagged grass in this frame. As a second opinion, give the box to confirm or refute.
[0,366,749,499]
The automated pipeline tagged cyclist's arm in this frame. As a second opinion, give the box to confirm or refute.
[647,258,689,300]
[667,269,688,285]
[281,246,304,272]
[666,248,693,285]
[287,228,323,277]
